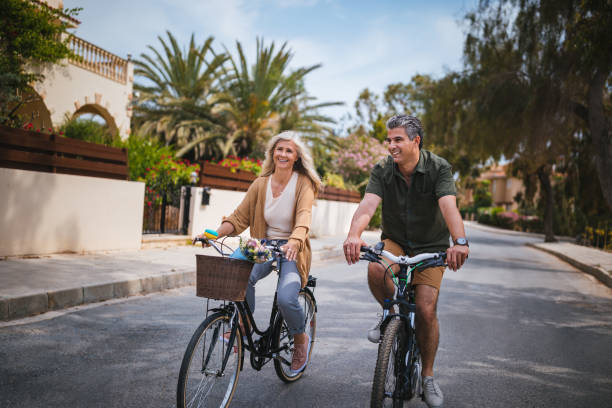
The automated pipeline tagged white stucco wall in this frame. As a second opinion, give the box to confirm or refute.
[0,168,144,256]
[184,187,357,239]
[33,60,134,138]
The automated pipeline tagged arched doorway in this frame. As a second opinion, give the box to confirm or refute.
[72,104,119,137]
[14,89,53,131]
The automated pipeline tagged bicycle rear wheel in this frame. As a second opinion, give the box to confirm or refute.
[272,289,317,383]
[371,318,406,408]
[177,312,242,408]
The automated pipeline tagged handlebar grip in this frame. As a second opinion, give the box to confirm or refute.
[203,229,218,240]
[360,246,370,252]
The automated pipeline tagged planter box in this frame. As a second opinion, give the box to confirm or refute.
[198,162,256,192]
[319,186,361,203]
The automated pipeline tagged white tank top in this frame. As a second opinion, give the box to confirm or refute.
[264,172,298,239]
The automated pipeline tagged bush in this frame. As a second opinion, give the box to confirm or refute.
[334,132,387,187]
[323,173,346,189]
[61,118,117,145]
[477,213,492,225]
[477,207,516,229]
[518,215,542,233]
[495,212,517,229]
[114,133,175,181]
[142,155,199,208]
[208,156,262,175]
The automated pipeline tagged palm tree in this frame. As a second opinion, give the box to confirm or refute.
[132,31,228,160]
[217,38,342,157]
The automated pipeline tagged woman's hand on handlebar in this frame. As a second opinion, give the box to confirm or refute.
[343,235,367,265]
[280,241,299,262]
[194,229,218,247]
[193,234,211,247]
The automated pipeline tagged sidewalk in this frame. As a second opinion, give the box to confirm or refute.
[466,221,612,288]
[3,224,611,323]
[0,231,381,322]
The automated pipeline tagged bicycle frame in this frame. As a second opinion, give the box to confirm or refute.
[201,242,313,372]
[379,263,416,333]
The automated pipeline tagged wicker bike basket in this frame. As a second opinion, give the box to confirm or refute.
[196,254,253,301]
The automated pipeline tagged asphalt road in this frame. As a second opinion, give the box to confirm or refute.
[1,226,611,408]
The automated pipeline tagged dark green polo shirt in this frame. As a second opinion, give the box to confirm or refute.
[365,150,456,255]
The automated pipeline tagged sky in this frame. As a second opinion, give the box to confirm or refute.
[64,0,477,125]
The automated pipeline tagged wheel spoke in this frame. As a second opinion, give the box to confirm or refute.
[178,313,241,408]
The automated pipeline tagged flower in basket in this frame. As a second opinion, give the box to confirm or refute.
[238,238,271,263]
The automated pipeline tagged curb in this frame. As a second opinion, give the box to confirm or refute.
[0,270,196,321]
[465,220,575,242]
[1,246,342,322]
[527,243,612,289]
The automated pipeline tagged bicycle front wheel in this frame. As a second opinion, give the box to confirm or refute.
[177,312,242,408]
[272,289,317,383]
[371,318,406,408]
[406,326,422,400]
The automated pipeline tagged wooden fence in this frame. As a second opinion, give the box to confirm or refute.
[0,125,128,180]
[199,162,361,203]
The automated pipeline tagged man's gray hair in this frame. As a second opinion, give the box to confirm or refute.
[386,114,424,149]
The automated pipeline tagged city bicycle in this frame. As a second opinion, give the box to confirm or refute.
[176,237,317,408]
[360,242,446,408]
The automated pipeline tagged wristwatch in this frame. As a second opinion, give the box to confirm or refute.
[454,237,469,247]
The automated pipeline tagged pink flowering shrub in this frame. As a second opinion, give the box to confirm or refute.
[335,132,388,186]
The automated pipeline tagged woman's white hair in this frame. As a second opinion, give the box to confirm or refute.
[261,131,322,195]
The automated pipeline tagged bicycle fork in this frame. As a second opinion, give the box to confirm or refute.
[201,308,239,377]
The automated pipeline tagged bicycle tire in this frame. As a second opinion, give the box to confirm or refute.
[272,289,317,383]
[371,318,406,408]
[177,311,242,408]
[406,325,422,401]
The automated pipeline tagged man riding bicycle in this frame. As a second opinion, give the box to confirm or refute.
[343,114,469,408]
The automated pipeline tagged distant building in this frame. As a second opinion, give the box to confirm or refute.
[18,0,134,138]
[478,164,525,210]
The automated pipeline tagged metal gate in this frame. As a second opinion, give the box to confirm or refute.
[143,185,183,234]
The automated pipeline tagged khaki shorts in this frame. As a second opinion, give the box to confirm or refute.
[382,239,445,290]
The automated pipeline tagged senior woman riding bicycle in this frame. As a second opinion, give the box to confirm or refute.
[205,131,321,374]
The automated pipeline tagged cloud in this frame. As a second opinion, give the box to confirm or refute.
[65,0,467,123]
[275,0,321,7]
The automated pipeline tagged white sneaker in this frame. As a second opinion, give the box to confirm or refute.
[367,313,383,343]
[422,376,444,407]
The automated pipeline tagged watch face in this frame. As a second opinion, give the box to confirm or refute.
[456,238,467,245]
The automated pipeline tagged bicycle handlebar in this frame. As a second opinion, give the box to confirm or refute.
[360,243,446,268]
[193,236,288,259]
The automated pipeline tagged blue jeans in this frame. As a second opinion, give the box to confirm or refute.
[245,259,305,336]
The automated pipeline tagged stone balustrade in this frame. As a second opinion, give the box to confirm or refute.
[68,35,129,84]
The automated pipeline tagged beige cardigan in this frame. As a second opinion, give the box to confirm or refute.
[223,173,316,288]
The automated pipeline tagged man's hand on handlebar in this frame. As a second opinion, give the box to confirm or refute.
[343,235,367,265]
[446,244,469,271]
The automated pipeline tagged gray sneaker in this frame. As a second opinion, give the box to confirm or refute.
[367,313,383,343]
[422,376,444,407]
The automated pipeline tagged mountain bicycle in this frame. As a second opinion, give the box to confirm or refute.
[360,242,446,408]
[176,237,317,408]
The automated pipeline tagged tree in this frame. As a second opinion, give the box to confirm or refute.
[456,0,612,240]
[0,0,79,126]
[132,31,228,160]
[218,38,341,157]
